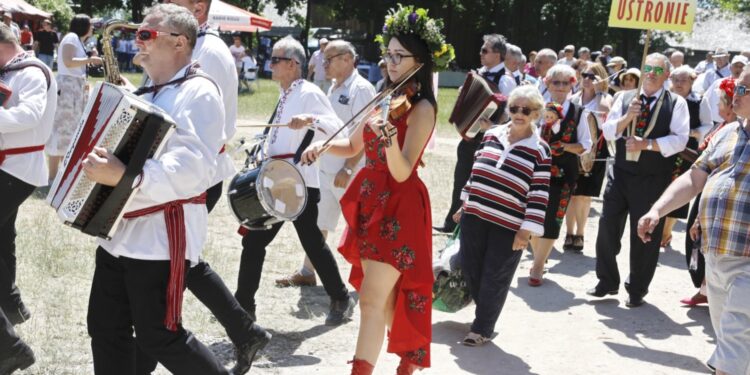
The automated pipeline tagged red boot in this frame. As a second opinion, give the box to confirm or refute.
[396,358,421,375]
[349,357,374,375]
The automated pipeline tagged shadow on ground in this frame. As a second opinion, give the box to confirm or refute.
[603,341,710,374]
[432,320,539,375]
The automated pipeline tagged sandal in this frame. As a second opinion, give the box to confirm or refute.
[462,332,491,347]
[660,234,672,248]
[572,235,584,252]
[563,234,574,251]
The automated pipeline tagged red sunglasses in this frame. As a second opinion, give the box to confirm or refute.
[136,28,181,42]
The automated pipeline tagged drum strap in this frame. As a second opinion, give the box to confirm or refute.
[294,130,315,164]
[122,192,207,332]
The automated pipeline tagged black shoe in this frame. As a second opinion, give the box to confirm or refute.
[0,340,35,375]
[432,225,454,234]
[325,296,355,326]
[230,326,271,375]
[625,294,646,308]
[586,286,619,298]
[5,302,31,326]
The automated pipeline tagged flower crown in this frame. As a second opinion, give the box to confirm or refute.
[374,5,455,71]
[719,78,736,100]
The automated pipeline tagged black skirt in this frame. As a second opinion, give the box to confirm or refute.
[573,142,609,197]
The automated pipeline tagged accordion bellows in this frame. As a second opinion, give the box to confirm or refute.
[449,71,508,140]
[47,82,176,240]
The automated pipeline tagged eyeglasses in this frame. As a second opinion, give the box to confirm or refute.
[382,52,414,66]
[550,80,571,87]
[136,28,181,42]
[581,72,597,80]
[270,56,295,65]
[735,85,749,97]
[509,105,535,116]
[323,52,347,67]
[480,48,496,55]
[643,65,665,76]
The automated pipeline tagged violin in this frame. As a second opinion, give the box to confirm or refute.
[373,80,419,147]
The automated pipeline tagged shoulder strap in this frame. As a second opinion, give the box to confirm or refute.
[134,63,220,97]
[715,69,724,78]
[1,60,52,90]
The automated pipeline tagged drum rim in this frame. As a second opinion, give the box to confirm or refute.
[228,158,308,229]
[256,159,308,222]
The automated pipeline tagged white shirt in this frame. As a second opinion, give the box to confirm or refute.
[229,44,245,67]
[0,54,57,186]
[694,60,714,75]
[240,56,257,80]
[267,79,342,188]
[704,78,731,124]
[99,64,225,264]
[557,57,576,66]
[536,79,552,102]
[477,62,516,96]
[539,99,593,153]
[309,50,327,81]
[194,28,238,185]
[321,69,375,173]
[702,64,731,93]
[602,88,690,157]
[56,33,87,77]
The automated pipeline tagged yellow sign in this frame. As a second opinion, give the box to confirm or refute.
[608,0,697,32]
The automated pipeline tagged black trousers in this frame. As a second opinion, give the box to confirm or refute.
[0,307,21,359]
[440,137,481,231]
[235,188,348,310]
[594,167,671,297]
[460,214,522,338]
[0,171,35,321]
[88,248,228,375]
[684,195,705,288]
[136,180,256,374]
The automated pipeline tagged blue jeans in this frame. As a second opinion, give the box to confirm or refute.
[37,54,53,69]
[460,214,522,338]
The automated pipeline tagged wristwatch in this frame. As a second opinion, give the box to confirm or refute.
[646,139,653,151]
[343,167,353,176]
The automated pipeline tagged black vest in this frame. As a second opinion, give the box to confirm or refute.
[685,96,702,150]
[614,90,676,175]
[544,103,582,185]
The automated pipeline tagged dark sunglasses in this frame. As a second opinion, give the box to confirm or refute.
[481,48,498,55]
[270,56,295,65]
[509,105,535,116]
[136,28,181,42]
[581,72,597,80]
[735,85,749,97]
[643,65,665,76]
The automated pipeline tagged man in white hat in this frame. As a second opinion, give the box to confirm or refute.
[307,37,331,92]
[702,47,730,94]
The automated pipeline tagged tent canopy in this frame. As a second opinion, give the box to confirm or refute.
[0,0,52,19]
[209,0,272,33]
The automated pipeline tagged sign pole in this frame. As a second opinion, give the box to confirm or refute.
[626,29,652,161]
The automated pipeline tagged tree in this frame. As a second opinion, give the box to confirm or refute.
[29,0,73,30]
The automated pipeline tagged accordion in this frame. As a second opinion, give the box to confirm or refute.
[449,71,507,141]
[47,82,176,240]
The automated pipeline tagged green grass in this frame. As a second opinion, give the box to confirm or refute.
[115,73,460,137]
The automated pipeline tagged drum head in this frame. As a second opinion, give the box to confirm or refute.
[257,159,307,221]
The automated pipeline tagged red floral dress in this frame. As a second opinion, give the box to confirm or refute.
[338,107,433,367]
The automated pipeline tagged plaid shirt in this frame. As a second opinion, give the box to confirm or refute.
[694,121,750,257]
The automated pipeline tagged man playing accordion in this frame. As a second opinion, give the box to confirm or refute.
[82,5,232,374]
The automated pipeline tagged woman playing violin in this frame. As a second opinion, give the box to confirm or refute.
[301,5,453,374]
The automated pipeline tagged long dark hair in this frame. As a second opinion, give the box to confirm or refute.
[69,14,91,37]
[385,34,437,110]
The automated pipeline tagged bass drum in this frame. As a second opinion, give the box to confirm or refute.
[227,159,307,230]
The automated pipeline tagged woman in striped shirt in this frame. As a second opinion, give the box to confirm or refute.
[456,85,551,346]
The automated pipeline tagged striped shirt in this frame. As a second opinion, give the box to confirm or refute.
[462,124,551,236]
[694,121,750,257]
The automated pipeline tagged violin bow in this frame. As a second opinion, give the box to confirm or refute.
[317,63,424,153]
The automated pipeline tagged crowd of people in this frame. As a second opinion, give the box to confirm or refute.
[1,1,750,375]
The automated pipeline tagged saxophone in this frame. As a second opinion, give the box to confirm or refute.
[101,20,140,85]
